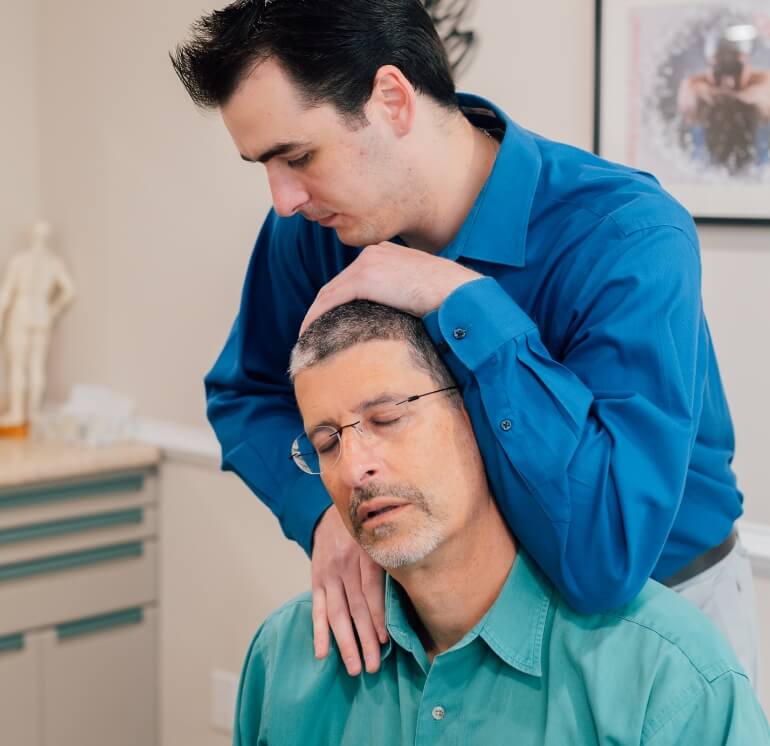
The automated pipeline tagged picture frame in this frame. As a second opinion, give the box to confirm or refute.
[594,0,770,224]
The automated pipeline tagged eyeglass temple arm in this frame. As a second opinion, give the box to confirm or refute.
[403,385,458,403]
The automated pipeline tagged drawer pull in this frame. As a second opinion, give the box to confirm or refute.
[0,632,24,653]
[0,541,143,582]
[0,508,143,546]
[0,474,146,511]
[56,607,143,641]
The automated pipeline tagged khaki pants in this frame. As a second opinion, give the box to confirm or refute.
[671,537,760,689]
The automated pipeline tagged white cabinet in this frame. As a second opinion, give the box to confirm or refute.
[0,632,42,746]
[42,607,157,746]
[0,449,159,746]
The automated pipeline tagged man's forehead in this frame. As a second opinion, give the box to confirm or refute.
[221,59,321,154]
[294,340,431,413]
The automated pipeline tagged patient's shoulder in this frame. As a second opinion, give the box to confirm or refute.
[241,591,347,694]
[606,580,743,682]
[247,591,315,663]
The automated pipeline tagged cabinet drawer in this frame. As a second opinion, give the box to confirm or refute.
[0,539,157,636]
[42,605,157,746]
[0,471,156,530]
[0,505,157,565]
[0,631,42,746]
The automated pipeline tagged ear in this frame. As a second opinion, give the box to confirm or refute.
[367,65,416,137]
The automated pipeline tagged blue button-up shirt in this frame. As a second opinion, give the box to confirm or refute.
[205,93,742,612]
[234,552,768,745]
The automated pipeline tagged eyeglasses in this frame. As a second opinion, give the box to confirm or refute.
[289,385,458,475]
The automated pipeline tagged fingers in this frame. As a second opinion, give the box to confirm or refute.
[344,569,383,674]
[311,586,330,660]
[300,258,369,334]
[310,508,385,676]
[361,554,388,645]
[301,281,360,335]
[324,579,364,676]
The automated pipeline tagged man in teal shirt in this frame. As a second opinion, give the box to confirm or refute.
[233,301,768,745]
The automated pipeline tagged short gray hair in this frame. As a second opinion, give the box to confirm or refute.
[289,301,456,390]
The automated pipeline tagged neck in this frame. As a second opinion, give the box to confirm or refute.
[400,112,499,254]
[389,497,516,660]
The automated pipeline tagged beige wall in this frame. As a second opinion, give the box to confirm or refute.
[37,0,272,428]
[0,0,41,255]
[0,0,42,395]
[700,235,770,526]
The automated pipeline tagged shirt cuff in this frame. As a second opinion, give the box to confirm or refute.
[424,277,537,374]
[280,472,333,557]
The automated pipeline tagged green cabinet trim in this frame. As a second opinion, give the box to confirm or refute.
[57,607,143,641]
[0,541,144,583]
[0,474,146,511]
[0,632,24,653]
[0,508,144,546]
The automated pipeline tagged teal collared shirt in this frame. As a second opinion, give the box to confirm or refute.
[233,552,768,745]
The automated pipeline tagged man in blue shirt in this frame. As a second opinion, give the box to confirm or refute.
[171,0,759,681]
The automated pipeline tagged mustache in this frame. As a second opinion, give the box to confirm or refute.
[349,482,428,528]
[300,208,332,222]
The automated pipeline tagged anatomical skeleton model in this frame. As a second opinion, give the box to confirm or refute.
[0,221,76,435]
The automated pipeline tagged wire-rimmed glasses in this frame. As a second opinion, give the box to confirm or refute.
[289,385,458,475]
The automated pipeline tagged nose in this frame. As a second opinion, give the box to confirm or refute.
[266,162,310,217]
[336,426,382,488]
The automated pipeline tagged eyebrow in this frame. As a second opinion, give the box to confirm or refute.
[241,140,311,164]
[306,393,406,436]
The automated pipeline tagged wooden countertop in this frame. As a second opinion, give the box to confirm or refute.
[0,439,161,490]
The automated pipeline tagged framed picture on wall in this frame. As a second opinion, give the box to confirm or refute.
[595,0,770,224]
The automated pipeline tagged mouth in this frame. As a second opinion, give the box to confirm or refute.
[357,499,410,527]
[317,213,338,227]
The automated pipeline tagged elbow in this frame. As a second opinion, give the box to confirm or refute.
[560,573,646,615]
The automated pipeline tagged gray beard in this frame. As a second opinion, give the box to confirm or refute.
[350,481,444,569]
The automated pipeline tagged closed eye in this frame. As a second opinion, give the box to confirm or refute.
[288,153,312,169]
[369,415,403,428]
[311,430,340,454]
[317,439,339,455]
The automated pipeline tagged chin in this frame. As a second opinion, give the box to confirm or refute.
[335,221,390,248]
[361,525,442,569]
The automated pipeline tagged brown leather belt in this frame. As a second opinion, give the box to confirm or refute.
[662,528,737,588]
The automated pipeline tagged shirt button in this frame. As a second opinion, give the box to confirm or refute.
[432,706,445,721]
[500,419,512,432]
[452,327,467,340]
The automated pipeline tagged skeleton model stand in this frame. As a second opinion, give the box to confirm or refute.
[0,221,76,437]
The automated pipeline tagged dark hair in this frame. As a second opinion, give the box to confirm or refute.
[170,0,458,124]
[702,98,762,174]
[289,300,457,392]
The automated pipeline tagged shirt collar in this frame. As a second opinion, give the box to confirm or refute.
[382,550,554,678]
[439,93,542,269]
